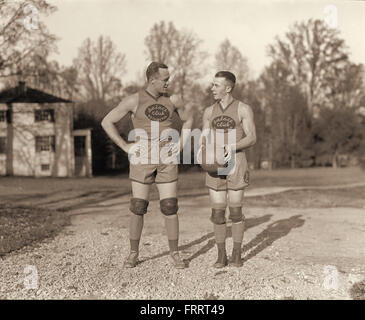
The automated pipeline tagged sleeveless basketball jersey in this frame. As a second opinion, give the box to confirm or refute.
[132,90,176,138]
[209,99,245,149]
[130,90,177,163]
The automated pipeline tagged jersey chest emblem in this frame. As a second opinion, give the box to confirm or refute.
[145,104,170,122]
[212,115,236,130]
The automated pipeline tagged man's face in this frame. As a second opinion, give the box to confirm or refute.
[211,77,230,100]
[153,68,170,94]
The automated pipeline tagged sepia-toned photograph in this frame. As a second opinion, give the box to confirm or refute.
[0,0,365,304]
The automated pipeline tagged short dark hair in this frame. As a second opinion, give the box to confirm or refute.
[146,62,168,81]
[215,71,236,90]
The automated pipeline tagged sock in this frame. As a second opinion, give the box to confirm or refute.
[129,214,144,252]
[232,221,244,250]
[216,242,226,253]
[168,240,179,253]
[216,242,227,264]
[130,239,140,253]
[165,215,179,252]
[214,223,227,244]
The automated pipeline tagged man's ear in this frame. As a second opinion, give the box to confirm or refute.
[149,74,157,85]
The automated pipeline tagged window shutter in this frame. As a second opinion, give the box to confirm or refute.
[50,136,56,152]
[0,137,6,154]
[6,109,12,123]
[49,109,55,122]
[35,136,41,152]
[35,110,40,122]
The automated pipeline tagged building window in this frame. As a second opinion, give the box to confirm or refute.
[0,110,11,123]
[41,164,50,171]
[35,109,55,122]
[0,137,6,154]
[0,111,6,122]
[74,136,86,156]
[35,136,55,152]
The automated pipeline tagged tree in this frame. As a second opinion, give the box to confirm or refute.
[325,62,365,111]
[0,1,79,101]
[172,30,208,100]
[73,35,126,102]
[144,21,178,65]
[260,61,312,168]
[268,19,349,117]
[265,19,365,168]
[260,62,285,169]
[144,21,208,100]
[4,51,80,101]
[58,66,79,101]
[72,36,127,172]
[7,52,58,90]
[215,39,249,84]
[0,0,57,78]
[72,36,127,173]
[239,80,266,169]
[313,108,363,168]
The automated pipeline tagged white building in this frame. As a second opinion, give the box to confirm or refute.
[0,82,92,177]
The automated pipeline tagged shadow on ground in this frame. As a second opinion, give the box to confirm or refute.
[141,214,272,264]
[242,215,305,262]
[139,214,305,268]
[2,190,131,212]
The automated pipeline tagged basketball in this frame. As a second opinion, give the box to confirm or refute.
[198,139,227,174]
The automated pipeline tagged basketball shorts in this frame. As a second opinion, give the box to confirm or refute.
[129,163,178,185]
[205,151,249,191]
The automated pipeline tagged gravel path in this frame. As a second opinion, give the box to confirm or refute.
[1,185,365,300]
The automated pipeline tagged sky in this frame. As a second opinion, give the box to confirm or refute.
[44,0,365,84]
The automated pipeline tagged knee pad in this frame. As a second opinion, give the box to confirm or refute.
[130,198,149,215]
[160,198,178,216]
[210,208,226,225]
[228,205,244,223]
[210,202,226,224]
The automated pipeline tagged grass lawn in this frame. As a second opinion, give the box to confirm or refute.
[0,203,70,256]
[245,186,365,208]
[1,166,364,197]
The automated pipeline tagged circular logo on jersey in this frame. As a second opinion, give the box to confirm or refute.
[145,104,170,122]
[212,115,236,131]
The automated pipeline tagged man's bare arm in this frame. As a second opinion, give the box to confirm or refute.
[101,93,138,153]
[195,106,213,163]
[231,102,257,151]
[170,95,194,150]
[171,94,193,124]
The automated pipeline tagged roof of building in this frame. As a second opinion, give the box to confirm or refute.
[0,82,72,104]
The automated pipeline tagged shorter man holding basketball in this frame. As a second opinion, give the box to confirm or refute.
[199,71,257,268]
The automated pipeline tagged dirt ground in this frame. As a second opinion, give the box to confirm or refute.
[1,171,365,300]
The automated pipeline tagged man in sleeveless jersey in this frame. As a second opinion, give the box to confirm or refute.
[101,62,193,269]
[201,71,256,268]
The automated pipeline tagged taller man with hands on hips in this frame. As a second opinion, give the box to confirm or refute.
[101,62,193,269]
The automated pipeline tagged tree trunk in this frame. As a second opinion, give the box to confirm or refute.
[111,149,116,170]
[291,155,296,169]
[268,136,273,170]
[332,149,338,169]
[290,115,298,169]
[6,104,13,175]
